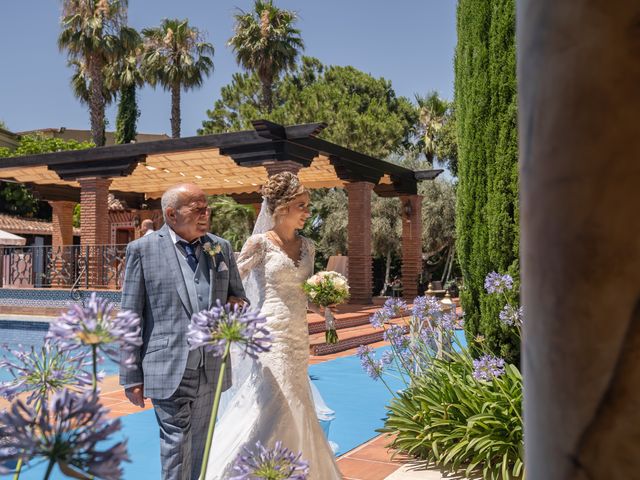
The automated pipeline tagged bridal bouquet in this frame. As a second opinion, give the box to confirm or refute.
[303,271,350,344]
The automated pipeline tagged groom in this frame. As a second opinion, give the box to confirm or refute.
[120,183,247,480]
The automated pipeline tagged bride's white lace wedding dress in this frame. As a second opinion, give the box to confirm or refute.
[205,233,342,479]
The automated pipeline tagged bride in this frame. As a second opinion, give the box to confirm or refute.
[206,172,342,479]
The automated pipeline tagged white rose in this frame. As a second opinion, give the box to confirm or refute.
[333,278,346,289]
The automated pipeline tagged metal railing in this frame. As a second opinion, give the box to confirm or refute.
[0,244,128,290]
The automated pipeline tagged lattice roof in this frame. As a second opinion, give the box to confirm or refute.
[0,121,441,206]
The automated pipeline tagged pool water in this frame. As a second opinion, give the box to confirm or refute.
[0,320,120,383]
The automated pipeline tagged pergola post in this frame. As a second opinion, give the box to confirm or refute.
[49,201,75,248]
[48,200,76,287]
[79,177,112,288]
[400,194,423,299]
[519,1,640,478]
[264,160,304,176]
[346,181,374,304]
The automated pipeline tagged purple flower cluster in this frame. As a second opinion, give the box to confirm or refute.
[484,272,514,294]
[0,389,129,479]
[369,298,407,328]
[46,293,142,367]
[499,304,523,327]
[472,354,506,381]
[411,295,443,321]
[230,441,309,480]
[383,324,410,352]
[437,311,458,332]
[356,345,385,380]
[0,343,94,405]
[188,300,272,359]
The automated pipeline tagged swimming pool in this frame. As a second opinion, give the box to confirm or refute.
[0,319,120,383]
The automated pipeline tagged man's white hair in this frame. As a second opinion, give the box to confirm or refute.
[161,186,184,222]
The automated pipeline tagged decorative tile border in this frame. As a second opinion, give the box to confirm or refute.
[0,288,121,309]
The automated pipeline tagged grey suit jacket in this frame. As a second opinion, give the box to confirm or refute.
[118,224,247,399]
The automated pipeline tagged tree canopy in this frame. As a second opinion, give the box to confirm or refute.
[455,0,519,363]
[200,57,417,159]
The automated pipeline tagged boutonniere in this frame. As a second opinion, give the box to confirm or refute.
[203,241,222,266]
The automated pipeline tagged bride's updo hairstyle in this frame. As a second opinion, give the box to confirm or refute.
[262,172,306,220]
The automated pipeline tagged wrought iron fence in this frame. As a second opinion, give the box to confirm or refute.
[0,244,128,290]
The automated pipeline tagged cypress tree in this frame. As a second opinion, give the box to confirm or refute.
[115,84,139,144]
[455,0,519,363]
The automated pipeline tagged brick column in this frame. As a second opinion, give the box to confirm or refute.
[400,195,423,299]
[79,177,112,288]
[49,201,75,248]
[346,182,374,304]
[264,160,303,176]
[48,201,76,287]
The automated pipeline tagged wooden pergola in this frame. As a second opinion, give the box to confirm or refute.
[0,120,441,302]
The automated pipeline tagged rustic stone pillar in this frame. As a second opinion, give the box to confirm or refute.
[518,1,640,478]
[346,182,374,304]
[400,195,423,299]
[79,177,112,288]
[264,160,303,176]
[48,200,76,287]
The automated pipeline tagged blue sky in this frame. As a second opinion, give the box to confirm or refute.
[0,1,457,137]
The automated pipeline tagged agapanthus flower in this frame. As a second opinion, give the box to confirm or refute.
[356,345,385,380]
[188,300,272,359]
[417,325,437,351]
[411,295,443,321]
[382,298,407,317]
[436,311,458,332]
[472,354,506,381]
[0,343,95,405]
[499,304,524,327]
[380,350,395,366]
[383,325,410,352]
[370,298,407,329]
[484,272,514,294]
[0,389,129,479]
[46,293,142,367]
[369,310,389,329]
[230,441,309,480]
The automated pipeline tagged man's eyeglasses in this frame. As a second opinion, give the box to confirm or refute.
[182,206,211,217]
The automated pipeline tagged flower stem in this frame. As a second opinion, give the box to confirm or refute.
[12,398,44,479]
[198,342,231,480]
[43,458,56,480]
[12,458,23,480]
[91,345,98,393]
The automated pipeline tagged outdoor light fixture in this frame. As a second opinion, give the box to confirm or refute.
[403,199,413,218]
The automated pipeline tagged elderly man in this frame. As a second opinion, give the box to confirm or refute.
[119,184,247,480]
[140,218,155,236]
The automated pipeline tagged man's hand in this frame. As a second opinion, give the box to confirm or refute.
[228,296,246,308]
[124,385,146,408]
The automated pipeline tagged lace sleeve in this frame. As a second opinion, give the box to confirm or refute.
[236,234,265,279]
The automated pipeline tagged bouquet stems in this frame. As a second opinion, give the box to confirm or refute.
[324,308,339,344]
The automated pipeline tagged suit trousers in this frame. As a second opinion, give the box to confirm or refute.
[152,366,214,480]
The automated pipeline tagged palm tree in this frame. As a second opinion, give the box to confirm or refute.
[416,92,450,164]
[228,0,304,112]
[59,0,135,146]
[142,19,214,138]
